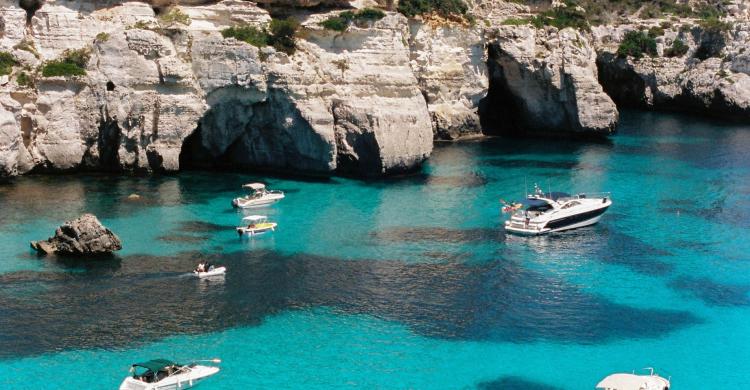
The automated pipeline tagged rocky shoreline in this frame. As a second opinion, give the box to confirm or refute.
[0,0,748,179]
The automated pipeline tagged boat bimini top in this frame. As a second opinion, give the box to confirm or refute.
[131,359,180,374]
[242,183,266,191]
[242,215,267,223]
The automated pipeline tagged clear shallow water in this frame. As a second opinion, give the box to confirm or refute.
[1,110,749,389]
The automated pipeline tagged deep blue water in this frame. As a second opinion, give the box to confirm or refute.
[1,110,749,389]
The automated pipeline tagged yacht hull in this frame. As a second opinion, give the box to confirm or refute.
[505,204,610,236]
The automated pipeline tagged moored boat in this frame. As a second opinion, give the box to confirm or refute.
[596,368,670,390]
[237,215,277,237]
[502,184,611,235]
[232,183,284,209]
[194,266,226,278]
[119,358,221,390]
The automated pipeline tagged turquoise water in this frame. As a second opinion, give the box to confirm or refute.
[1,110,749,389]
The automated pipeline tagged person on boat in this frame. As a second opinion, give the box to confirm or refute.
[196,262,205,273]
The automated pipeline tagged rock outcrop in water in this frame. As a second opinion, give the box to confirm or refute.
[30,213,122,255]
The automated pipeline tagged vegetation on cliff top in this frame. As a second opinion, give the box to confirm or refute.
[222,18,300,55]
[503,2,590,31]
[42,48,91,77]
[617,30,657,59]
[664,38,689,57]
[158,7,191,26]
[0,52,18,76]
[397,0,469,19]
[320,8,386,32]
[16,71,33,88]
[508,0,727,27]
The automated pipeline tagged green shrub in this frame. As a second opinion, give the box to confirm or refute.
[617,30,657,59]
[321,8,386,32]
[42,61,86,77]
[699,17,732,34]
[660,21,672,30]
[696,4,725,19]
[339,11,356,21]
[221,25,268,47]
[530,4,589,31]
[397,0,468,18]
[16,71,33,88]
[13,39,39,58]
[679,24,692,33]
[664,38,688,57]
[268,18,300,55]
[222,18,299,54]
[320,17,349,32]
[159,7,191,25]
[640,3,662,19]
[0,51,18,76]
[648,26,664,38]
[130,20,152,30]
[41,48,91,77]
[356,8,386,21]
[502,17,530,26]
[95,32,110,42]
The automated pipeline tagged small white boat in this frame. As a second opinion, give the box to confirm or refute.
[502,184,612,236]
[232,183,284,208]
[237,215,277,237]
[596,368,670,390]
[193,266,226,278]
[119,358,220,390]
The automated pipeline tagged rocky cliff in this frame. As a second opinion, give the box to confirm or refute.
[0,0,434,178]
[594,21,750,119]
[0,0,748,179]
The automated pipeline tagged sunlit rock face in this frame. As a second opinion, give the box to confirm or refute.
[408,21,488,140]
[594,22,750,120]
[483,25,618,137]
[0,1,432,178]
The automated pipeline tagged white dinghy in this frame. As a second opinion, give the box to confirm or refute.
[119,358,221,390]
[596,368,670,390]
[232,183,284,208]
[193,266,226,278]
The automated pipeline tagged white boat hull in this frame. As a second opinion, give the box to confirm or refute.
[505,198,611,236]
[193,267,226,278]
[119,366,219,390]
[236,224,277,237]
[232,194,284,208]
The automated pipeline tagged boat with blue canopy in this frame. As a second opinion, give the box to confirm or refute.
[119,358,221,390]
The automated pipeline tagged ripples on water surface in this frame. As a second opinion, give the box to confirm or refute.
[1,110,749,389]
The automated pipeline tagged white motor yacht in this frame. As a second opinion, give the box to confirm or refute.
[596,368,670,390]
[232,183,285,208]
[119,358,220,390]
[503,184,611,235]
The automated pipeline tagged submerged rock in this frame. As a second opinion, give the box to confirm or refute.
[30,214,122,255]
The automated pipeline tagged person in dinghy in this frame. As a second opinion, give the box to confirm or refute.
[194,262,215,273]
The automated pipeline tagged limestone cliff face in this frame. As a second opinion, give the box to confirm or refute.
[594,22,750,119]
[2,0,749,180]
[408,21,488,140]
[484,25,618,136]
[0,0,433,178]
